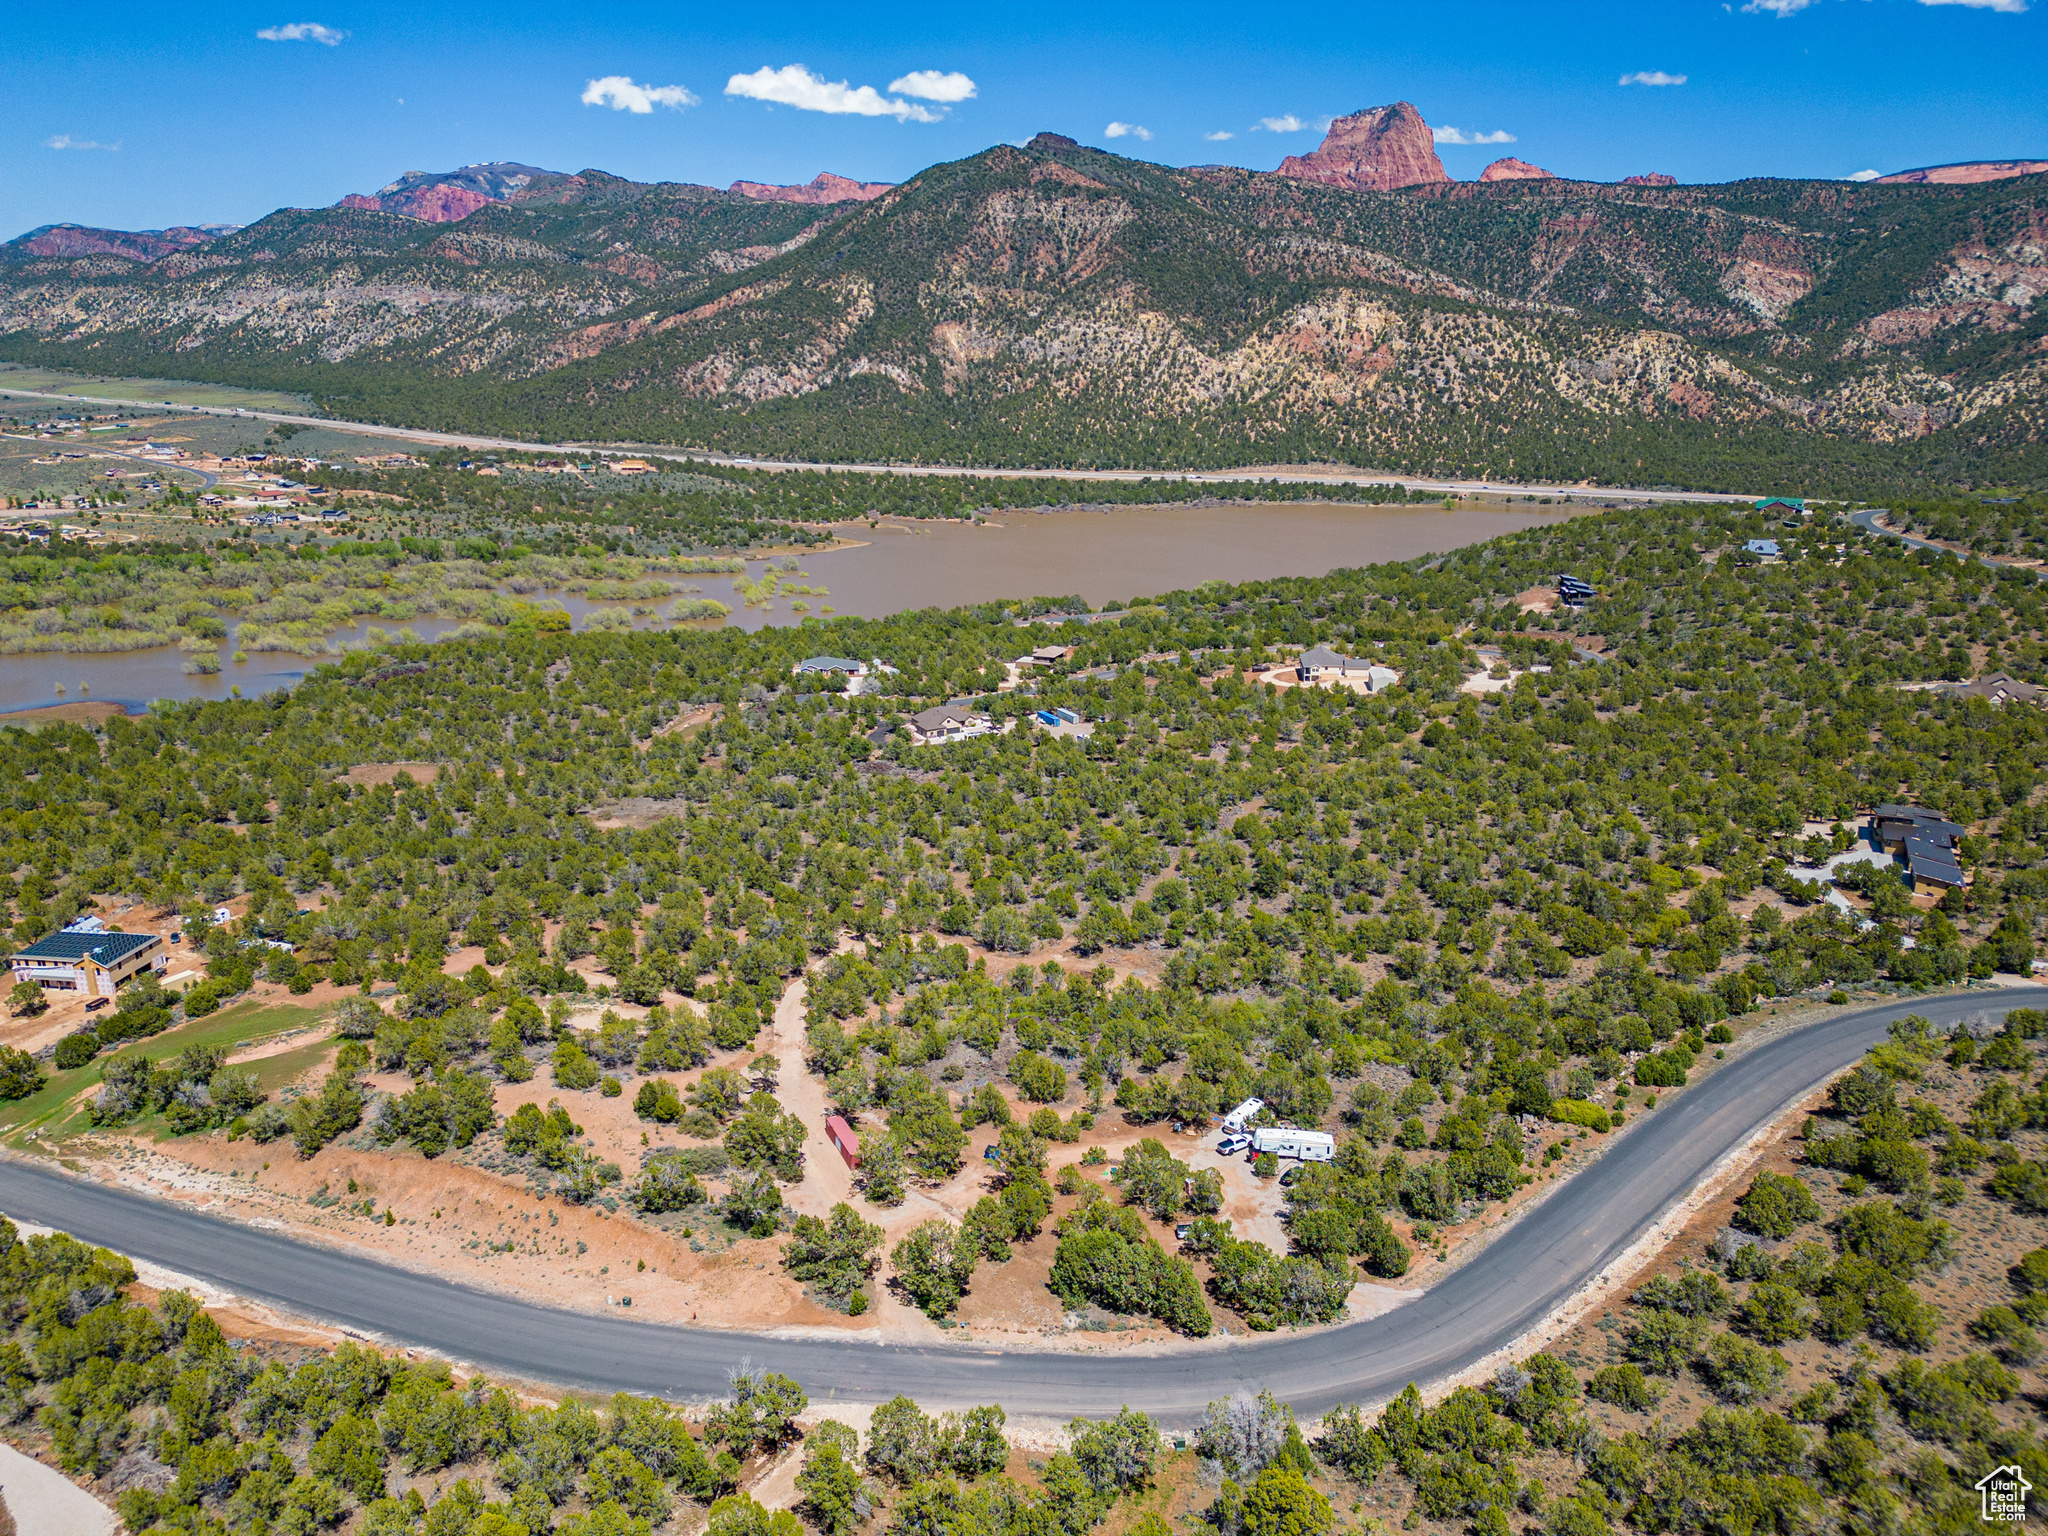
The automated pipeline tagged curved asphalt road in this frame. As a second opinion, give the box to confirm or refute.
[1851,508,2046,582]
[0,988,2028,1422]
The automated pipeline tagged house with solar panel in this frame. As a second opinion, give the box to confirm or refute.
[1867,804,1969,896]
[8,920,168,1000]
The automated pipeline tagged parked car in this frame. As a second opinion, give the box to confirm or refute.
[1217,1133,1251,1156]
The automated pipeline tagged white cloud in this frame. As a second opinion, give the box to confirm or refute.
[889,70,976,102]
[44,134,118,150]
[581,76,699,113]
[1433,126,1517,146]
[1251,114,1308,133]
[1619,70,1688,86]
[725,65,943,122]
[1919,0,2028,10]
[1105,121,1152,141]
[1847,168,1883,180]
[1204,130,1235,141]
[256,21,348,44]
[1741,0,1818,13]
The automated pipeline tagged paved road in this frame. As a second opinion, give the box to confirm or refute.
[0,384,1757,507]
[0,431,219,495]
[1851,508,2046,582]
[0,988,2026,1423]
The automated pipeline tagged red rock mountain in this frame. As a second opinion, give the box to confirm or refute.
[1276,103,1449,192]
[333,163,562,223]
[339,185,496,222]
[729,172,894,205]
[1874,159,2048,186]
[1622,173,1678,186]
[1479,157,1554,182]
[8,223,235,262]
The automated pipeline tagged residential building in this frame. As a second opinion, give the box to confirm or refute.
[1948,672,2041,706]
[1744,539,1781,558]
[1026,644,1073,665]
[1557,574,1596,606]
[1755,497,1806,514]
[1296,644,1361,681]
[1867,804,1967,895]
[9,926,167,998]
[794,656,866,676]
[1295,645,1397,692]
[908,705,994,744]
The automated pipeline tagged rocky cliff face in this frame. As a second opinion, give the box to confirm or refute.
[730,172,894,204]
[334,163,564,222]
[1479,158,1555,182]
[1876,160,2048,186]
[1276,103,1449,192]
[1622,173,1678,187]
[339,186,496,222]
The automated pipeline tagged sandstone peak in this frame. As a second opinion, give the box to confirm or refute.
[1622,173,1678,186]
[1873,159,2048,186]
[729,172,894,205]
[1029,133,1081,151]
[1479,157,1555,182]
[1276,103,1449,193]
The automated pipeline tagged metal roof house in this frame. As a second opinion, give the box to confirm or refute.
[1755,498,1806,514]
[1744,539,1781,557]
[9,928,167,998]
[1296,646,1399,692]
[794,656,865,675]
[1866,804,1968,896]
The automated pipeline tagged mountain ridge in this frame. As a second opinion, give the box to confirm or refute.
[2,121,2042,491]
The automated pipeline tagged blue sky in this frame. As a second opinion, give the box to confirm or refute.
[8,0,2044,238]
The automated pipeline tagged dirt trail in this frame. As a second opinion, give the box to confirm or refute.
[763,977,855,1220]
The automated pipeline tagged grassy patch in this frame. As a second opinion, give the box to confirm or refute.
[0,997,330,1145]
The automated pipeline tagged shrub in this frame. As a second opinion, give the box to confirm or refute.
[891,1219,978,1318]
[552,1038,600,1091]
[1050,1192,1211,1336]
[1548,1099,1611,1133]
[0,1047,45,1101]
[634,1078,683,1123]
[636,1154,707,1213]
[1732,1172,1821,1239]
[1586,1364,1663,1412]
[1010,1050,1067,1104]
[1695,1332,1788,1402]
[783,1204,884,1307]
[53,1031,101,1071]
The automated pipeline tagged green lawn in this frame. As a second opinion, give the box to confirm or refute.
[0,998,331,1145]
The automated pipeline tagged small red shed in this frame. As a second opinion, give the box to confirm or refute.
[825,1115,860,1169]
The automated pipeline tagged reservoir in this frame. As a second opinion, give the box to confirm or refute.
[0,498,1584,715]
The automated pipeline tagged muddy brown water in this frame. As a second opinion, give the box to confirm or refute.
[0,500,1586,714]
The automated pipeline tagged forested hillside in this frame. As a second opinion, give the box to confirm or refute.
[0,502,2046,1536]
[2,141,2041,492]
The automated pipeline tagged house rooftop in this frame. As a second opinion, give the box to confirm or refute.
[13,929,157,964]
[795,655,864,673]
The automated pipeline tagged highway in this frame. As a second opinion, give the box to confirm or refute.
[0,384,1759,507]
[0,988,2027,1422]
